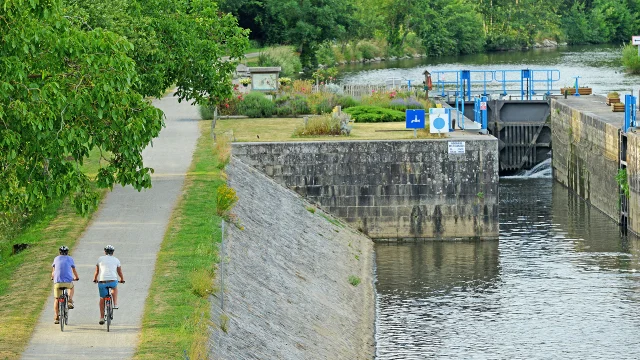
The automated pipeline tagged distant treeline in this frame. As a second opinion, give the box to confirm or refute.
[219,0,640,67]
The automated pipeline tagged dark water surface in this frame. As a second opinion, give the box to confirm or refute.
[374,179,640,359]
[339,44,640,96]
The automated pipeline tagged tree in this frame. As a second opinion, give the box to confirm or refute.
[218,0,356,69]
[65,0,250,105]
[1,0,164,216]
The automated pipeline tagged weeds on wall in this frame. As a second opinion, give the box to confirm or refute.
[216,184,239,219]
[616,168,630,198]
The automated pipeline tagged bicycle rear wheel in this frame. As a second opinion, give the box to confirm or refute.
[106,298,112,332]
[58,297,65,332]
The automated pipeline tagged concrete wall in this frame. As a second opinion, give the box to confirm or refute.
[627,132,640,235]
[550,99,620,221]
[209,159,374,359]
[232,139,499,240]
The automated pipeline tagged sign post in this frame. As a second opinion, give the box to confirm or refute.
[633,36,640,56]
[429,108,450,134]
[406,109,426,138]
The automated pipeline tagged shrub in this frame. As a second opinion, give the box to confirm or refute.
[324,83,343,95]
[357,40,381,60]
[293,115,342,136]
[336,96,359,109]
[622,43,640,74]
[276,105,293,117]
[292,79,313,95]
[360,91,392,108]
[344,106,405,123]
[237,92,276,118]
[258,46,302,77]
[348,275,361,287]
[306,92,336,115]
[314,99,335,114]
[388,97,425,111]
[199,105,216,120]
[316,43,337,66]
[290,95,311,115]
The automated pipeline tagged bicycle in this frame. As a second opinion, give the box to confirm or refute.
[57,287,70,332]
[97,280,124,332]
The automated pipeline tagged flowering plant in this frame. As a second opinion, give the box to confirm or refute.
[279,77,292,86]
[239,77,252,85]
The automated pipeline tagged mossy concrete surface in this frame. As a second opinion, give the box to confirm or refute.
[209,158,375,359]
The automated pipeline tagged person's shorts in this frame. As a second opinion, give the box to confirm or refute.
[98,281,118,298]
[53,282,74,298]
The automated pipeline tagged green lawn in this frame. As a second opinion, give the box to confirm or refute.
[135,120,226,359]
[215,117,441,142]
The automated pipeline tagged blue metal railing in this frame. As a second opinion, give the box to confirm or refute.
[474,96,488,130]
[432,69,561,100]
[624,94,637,133]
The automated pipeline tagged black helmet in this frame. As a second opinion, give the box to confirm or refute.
[104,245,115,254]
[59,246,69,255]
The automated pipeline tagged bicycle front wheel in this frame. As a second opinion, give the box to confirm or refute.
[106,300,111,332]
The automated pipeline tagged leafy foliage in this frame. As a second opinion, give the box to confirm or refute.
[1,0,164,217]
[336,96,360,109]
[237,92,276,118]
[622,43,640,74]
[344,106,405,123]
[389,97,424,111]
[257,46,302,77]
[293,115,344,136]
[64,0,249,105]
[220,0,356,68]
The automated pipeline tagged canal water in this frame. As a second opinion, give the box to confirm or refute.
[374,176,640,358]
[339,44,640,96]
[350,45,640,358]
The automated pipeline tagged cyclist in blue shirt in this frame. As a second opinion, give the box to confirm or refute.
[51,246,79,324]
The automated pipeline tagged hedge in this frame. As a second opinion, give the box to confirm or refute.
[343,106,405,123]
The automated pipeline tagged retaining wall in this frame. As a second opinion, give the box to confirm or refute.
[626,132,640,234]
[232,139,499,240]
[550,99,621,221]
[209,159,375,359]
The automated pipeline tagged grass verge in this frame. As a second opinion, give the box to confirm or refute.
[135,120,226,359]
[0,150,107,359]
[216,117,444,142]
[0,197,103,359]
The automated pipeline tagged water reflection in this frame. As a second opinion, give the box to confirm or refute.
[341,44,640,95]
[375,178,640,359]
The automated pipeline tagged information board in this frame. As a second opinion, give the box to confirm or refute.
[448,141,465,154]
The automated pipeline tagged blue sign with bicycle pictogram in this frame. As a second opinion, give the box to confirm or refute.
[406,109,426,129]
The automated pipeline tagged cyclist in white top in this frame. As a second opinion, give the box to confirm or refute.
[92,245,125,325]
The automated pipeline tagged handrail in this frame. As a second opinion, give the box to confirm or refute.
[432,69,561,100]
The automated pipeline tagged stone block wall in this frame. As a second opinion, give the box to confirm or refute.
[550,100,620,221]
[232,139,499,240]
[626,132,640,235]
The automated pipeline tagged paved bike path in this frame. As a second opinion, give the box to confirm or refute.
[22,94,200,359]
